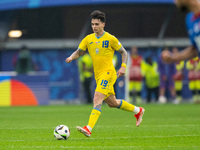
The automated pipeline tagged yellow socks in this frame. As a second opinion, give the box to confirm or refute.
[117,99,135,112]
[87,100,138,131]
[87,108,101,129]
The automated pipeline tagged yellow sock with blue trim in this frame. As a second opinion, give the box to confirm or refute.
[87,108,101,129]
[118,99,136,112]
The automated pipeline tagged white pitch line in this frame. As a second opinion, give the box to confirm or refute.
[140,135,200,138]
[70,135,199,140]
[95,124,200,128]
[0,135,199,142]
[1,146,144,149]
[5,145,200,149]
[0,124,199,130]
[0,140,25,141]
[0,127,53,130]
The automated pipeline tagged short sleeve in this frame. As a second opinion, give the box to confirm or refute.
[111,35,122,51]
[78,36,88,51]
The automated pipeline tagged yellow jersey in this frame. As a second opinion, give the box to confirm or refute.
[78,31,122,79]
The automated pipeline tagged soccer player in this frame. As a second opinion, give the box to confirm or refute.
[129,46,143,104]
[65,10,145,137]
[186,57,200,103]
[78,53,93,104]
[172,47,185,104]
[158,48,177,103]
[162,0,200,63]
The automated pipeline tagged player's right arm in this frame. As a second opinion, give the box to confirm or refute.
[65,49,85,63]
[66,36,88,63]
[162,46,198,63]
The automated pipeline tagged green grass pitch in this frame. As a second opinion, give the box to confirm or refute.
[0,104,199,150]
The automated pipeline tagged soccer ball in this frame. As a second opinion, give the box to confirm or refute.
[54,125,70,140]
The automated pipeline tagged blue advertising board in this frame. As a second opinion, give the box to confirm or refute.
[0,0,174,11]
[0,48,192,102]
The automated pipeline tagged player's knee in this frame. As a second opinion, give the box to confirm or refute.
[107,102,118,108]
[107,103,114,108]
[93,97,103,107]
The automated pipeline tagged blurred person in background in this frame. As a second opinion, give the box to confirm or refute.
[161,0,200,103]
[66,10,145,137]
[13,46,38,74]
[172,47,185,104]
[142,56,160,103]
[186,57,200,103]
[162,0,200,65]
[78,53,93,104]
[158,48,177,104]
[112,54,120,92]
[112,54,118,69]
[129,46,143,104]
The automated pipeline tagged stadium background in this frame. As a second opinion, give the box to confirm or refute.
[0,0,193,105]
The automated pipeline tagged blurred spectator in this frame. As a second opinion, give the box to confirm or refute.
[112,54,118,69]
[161,0,199,64]
[13,46,38,74]
[172,47,185,104]
[129,46,143,104]
[142,56,160,103]
[186,57,200,103]
[112,54,119,92]
[78,53,93,104]
[158,48,177,104]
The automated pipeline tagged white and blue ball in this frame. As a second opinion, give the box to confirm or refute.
[54,125,70,140]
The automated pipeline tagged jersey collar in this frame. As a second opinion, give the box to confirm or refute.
[192,11,200,21]
[95,31,105,39]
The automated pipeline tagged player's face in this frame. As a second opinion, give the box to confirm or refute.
[131,47,138,55]
[174,0,190,12]
[91,19,105,35]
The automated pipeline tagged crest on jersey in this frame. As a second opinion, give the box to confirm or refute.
[96,48,99,54]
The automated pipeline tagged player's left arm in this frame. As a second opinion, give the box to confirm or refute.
[116,46,128,78]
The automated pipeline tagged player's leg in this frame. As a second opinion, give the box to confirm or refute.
[189,80,196,102]
[135,81,142,104]
[87,91,105,130]
[197,78,200,103]
[154,86,159,102]
[158,77,167,103]
[83,77,93,103]
[174,80,183,104]
[76,91,105,137]
[104,95,145,127]
[146,87,151,103]
[159,87,167,103]
[129,81,135,102]
[194,80,200,103]
[168,77,177,103]
[77,71,110,137]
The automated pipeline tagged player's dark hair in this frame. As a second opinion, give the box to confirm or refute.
[90,10,106,23]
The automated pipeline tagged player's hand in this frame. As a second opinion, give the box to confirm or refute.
[65,57,73,63]
[161,50,174,63]
[116,66,126,78]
